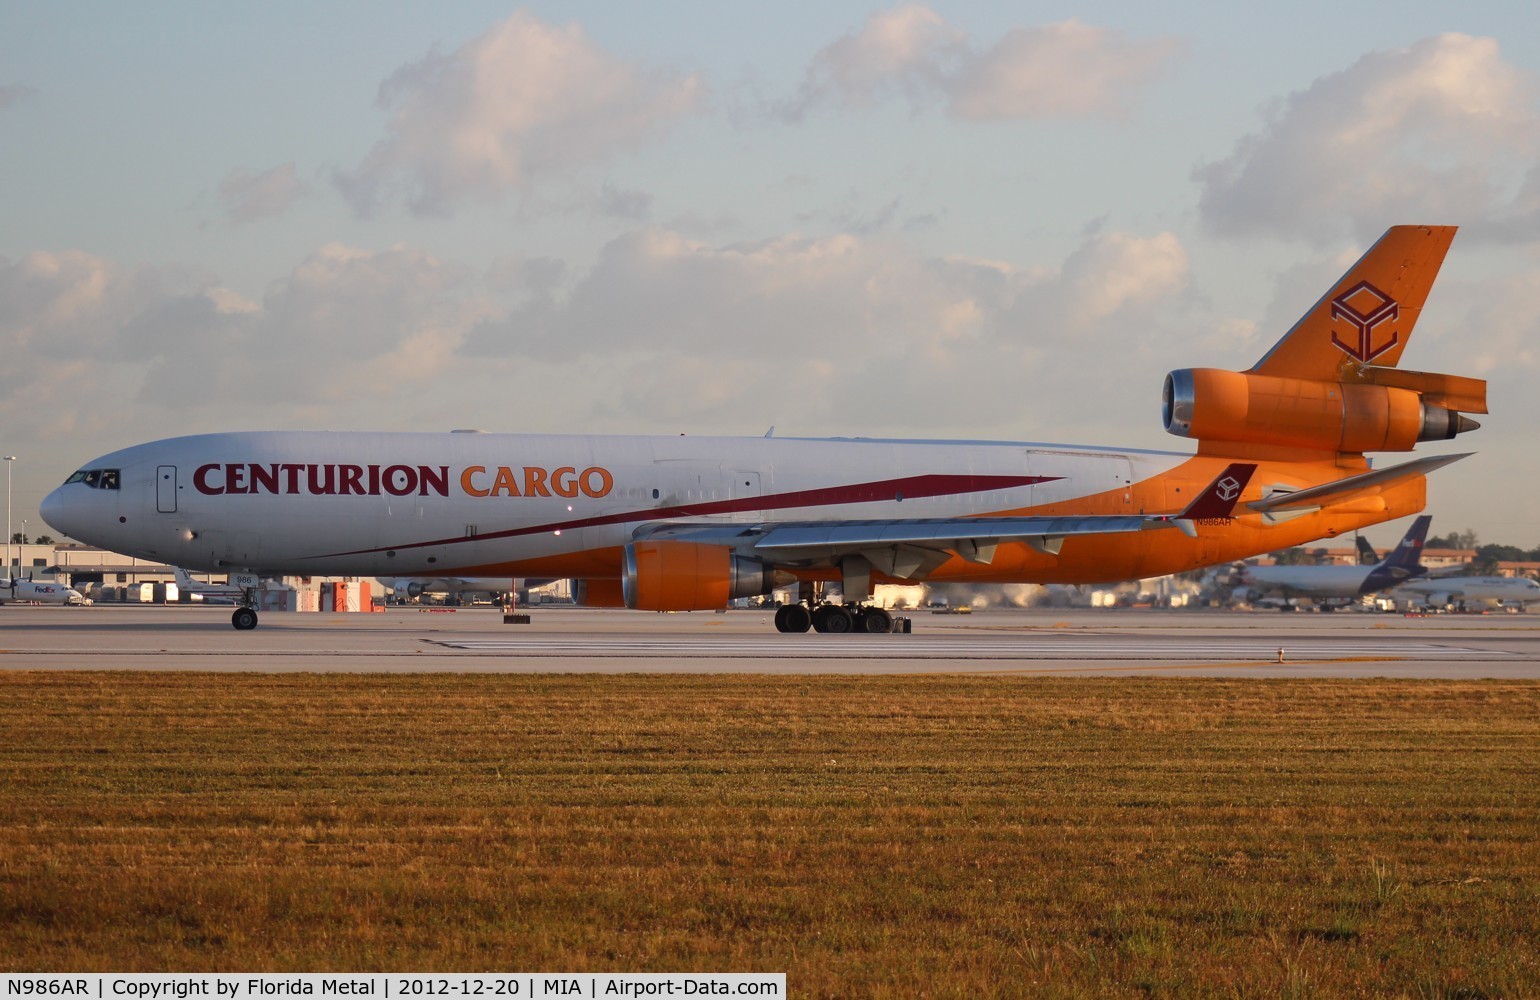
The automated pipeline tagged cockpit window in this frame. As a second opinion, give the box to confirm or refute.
[64,468,120,490]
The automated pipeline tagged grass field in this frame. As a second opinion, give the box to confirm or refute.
[2,672,1537,997]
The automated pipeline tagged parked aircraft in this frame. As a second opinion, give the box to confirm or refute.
[172,567,245,603]
[0,577,90,606]
[1391,575,1540,612]
[379,576,515,603]
[1235,515,1431,609]
[40,226,1486,632]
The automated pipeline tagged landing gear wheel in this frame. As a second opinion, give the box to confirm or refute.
[858,608,893,634]
[812,604,854,634]
[775,604,812,633]
[231,607,259,631]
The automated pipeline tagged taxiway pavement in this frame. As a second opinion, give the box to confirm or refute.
[2,605,1537,676]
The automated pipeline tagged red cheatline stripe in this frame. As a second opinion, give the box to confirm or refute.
[308,473,1059,559]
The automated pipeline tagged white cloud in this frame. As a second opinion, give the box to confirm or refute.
[781,5,964,119]
[2,229,1201,474]
[1196,34,1540,243]
[784,8,1176,122]
[461,226,1194,438]
[0,245,496,447]
[1057,231,1190,324]
[946,20,1179,121]
[219,164,311,224]
[336,11,704,215]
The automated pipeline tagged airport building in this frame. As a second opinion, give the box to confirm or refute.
[3,541,382,609]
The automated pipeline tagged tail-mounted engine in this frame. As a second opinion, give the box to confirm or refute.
[623,541,783,612]
[1163,367,1484,454]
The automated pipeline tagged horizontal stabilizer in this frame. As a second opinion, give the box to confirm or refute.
[1247,453,1470,515]
[1355,366,1488,414]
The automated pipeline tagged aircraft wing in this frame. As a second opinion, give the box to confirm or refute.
[633,464,1256,574]
[1248,453,1470,515]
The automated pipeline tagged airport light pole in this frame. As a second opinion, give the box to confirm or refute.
[3,456,15,579]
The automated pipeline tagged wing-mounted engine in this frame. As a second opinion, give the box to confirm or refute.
[573,578,626,608]
[622,540,785,612]
[1163,367,1484,455]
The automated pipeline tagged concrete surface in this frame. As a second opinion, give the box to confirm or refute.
[3,604,1537,676]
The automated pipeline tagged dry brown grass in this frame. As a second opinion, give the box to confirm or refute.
[2,673,1538,997]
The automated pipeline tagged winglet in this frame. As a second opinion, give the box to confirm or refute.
[1178,463,1258,520]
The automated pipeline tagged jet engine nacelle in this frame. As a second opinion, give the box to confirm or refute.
[622,541,781,612]
[1163,368,1479,453]
[392,580,426,599]
[573,578,626,608]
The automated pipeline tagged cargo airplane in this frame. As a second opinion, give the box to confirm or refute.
[380,575,516,603]
[1233,515,1431,610]
[0,577,91,606]
[41,225,1486,632]
[172,567,247,603]
[1391,575,1540,612]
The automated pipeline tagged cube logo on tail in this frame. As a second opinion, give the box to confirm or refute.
[1330,281,1399,363]
[1179,463,1258,521]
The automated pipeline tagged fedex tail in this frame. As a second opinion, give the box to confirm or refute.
[1164,225,1484,462]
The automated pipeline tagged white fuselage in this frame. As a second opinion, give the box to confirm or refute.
[1239,565,1379,600]
[41,430,1187,579]
[1391,577,1540,608]
[1,579,89,605]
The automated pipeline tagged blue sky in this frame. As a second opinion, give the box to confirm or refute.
[3,2,1538,548]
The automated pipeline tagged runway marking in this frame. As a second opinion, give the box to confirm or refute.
[425,637,1502,659]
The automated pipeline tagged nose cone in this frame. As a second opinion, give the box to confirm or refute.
[40,486,76,539]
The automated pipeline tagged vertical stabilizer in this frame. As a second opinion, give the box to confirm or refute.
[1250,226,1456,380]
[1379,514,1432,573]
[1361,514,1433,592]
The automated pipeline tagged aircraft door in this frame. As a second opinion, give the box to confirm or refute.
[729,470,762,517]
[156,466,177,513]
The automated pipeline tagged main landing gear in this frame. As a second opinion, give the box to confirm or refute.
[774,602,895,634]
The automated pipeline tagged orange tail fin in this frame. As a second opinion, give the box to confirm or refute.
[1249,225,1456,380]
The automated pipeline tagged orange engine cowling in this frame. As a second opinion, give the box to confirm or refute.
[1163,368,1480,453]
[623,541,780,612]
[573,578,626,608]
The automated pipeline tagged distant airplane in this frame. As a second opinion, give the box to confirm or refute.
[1391,575,1540,612]
[1236,515,1432,609]
[0,577,91,606]
[379,575,515,603]
[41,225,1486,632]
[172,567,245,603]
[1355,533,1380,565]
